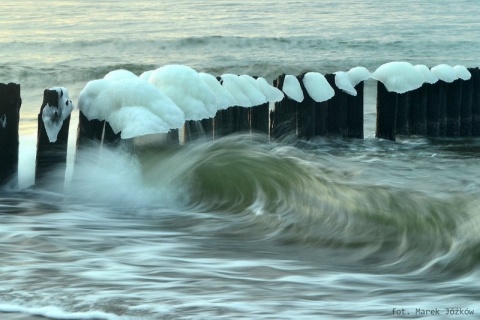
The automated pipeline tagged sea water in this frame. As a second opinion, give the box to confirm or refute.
[1,0,480,319]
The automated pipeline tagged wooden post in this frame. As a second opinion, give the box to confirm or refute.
[426,81,442,136]
[445,79,463,137]
[375,82,397,141]
[250,102,269,136]
[471,68,480,136]
[296,73,316,140]
[325,73,348,137]
[460,70,474,136]
[272,74,298,139]
[0,83,21,186]
[35,89,70,187]
[410,84,428,136]
[200,118,214,139]
[346,81,364,139]
[395,92,411,135]
[438,81,448,136]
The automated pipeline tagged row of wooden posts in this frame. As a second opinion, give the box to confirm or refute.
[1,68,480,187]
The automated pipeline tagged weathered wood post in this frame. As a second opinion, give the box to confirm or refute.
[296,73,316,140]
[410,84,428,136]
[325,73,348,137]
[375,82,397,141]
[460,69,474,136]
[426,81,442,136]
[395,91,411,135]
[0,83,22,186]
[271,74,300,139]
[471,68,480,136]
[346,81,365,139]
[250,102,269,136]
[445,79,463,137]
[200,118,214,139]
[35,88,72,187]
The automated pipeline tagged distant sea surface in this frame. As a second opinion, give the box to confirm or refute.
[1,1,480,319]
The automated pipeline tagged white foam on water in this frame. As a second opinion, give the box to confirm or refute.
[0,303,128,320]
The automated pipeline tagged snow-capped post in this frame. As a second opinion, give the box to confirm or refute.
[460,68,474,136]
[431,64,458,137]
[426,81,443,136]
[325,73,347,137]
[296,73,317,140]
[372,62,424,141]
[251,76,283,137]
[344,67,370,139]
[470,67,480,136]
[443,66,470,136]
[35,87,73,187]
[0,83,22,186]
[76,111,105,148]
[375,81,397,141]
[271,74,302,139]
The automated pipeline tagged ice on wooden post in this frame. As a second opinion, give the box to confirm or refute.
[346,67,370,138]
[296,72,334,139]
[251,77,283,135]
[0,83,22,187]
[79,77,185,138]
[470,68,480,136]
[410,65,438,135]
[430,64,459,136]
[372,62,424,140]
[271,74,303,139]
[36,87,73,188]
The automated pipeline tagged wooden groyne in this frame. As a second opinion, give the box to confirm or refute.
[2,63,480,188]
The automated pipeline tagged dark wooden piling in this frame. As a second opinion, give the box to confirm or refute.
[214,106,250,138]
[325,73,348,137]
[470,68,480,136]
[395,92,411,135]
[0,83,22,186]
[271,74,298,139]
[35,89,70,187]
[437,81,448,136]
[410,84,428,136]
[375,82,397,141]
[250,102,269,136]
[426,81,442,136]
[200,118,214,139]
[346,81,364,139]
[445,79,463,137]
[76,112,121,149]
[296,73,317,140]
[460,70,474,136]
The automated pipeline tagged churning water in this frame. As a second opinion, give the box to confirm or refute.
[1,0,480,319]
